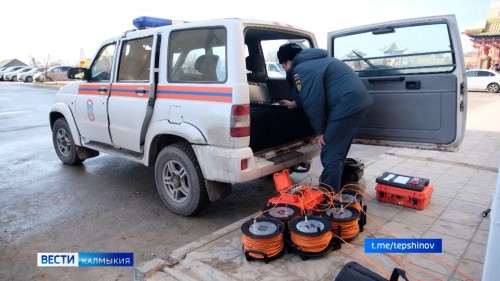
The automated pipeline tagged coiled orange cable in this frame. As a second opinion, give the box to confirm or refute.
[330,219,360,240]
[342,200,362,212]
[242,233,284,259]
[290,230,332,253]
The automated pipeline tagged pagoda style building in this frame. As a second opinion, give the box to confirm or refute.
[464,0,500,69]
[380,43,408,67]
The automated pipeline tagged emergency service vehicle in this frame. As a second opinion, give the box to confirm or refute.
[49,15,466,216]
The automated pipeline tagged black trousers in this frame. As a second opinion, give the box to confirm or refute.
[319,107,370,193]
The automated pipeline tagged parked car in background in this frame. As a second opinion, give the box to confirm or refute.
[265,62,286,77]
[0,66,11,76]
[465,69,500,93]
[34,66,72,82]
[18,68,46,83]
[2,67,33,81]
[0,66,26,81]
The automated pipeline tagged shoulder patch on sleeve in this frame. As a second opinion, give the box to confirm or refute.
[294,73,301,92]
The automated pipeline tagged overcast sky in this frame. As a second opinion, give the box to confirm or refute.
[0,0,492,65]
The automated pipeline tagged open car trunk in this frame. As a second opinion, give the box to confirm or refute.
[248,78,315,152]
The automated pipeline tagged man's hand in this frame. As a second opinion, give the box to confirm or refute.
[279,99,296,108]
[317,134,325,148]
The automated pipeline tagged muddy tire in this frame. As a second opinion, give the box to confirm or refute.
[52,118,83,165]
[155,143,209,216]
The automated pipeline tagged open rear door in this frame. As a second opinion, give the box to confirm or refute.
[328,15,467,151]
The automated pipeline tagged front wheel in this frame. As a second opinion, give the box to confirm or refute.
[154,143,209,216]
[487,83,499,93]
[52,118,83,165]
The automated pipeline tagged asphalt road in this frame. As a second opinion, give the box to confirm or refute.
[1,82,498,281]
[0,83,279,281]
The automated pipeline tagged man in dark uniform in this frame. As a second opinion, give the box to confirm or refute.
[277,43,373,193]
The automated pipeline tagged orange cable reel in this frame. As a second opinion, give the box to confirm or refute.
[261,203,301,239]
[321,204,361,241]
[287,215,338,260]
[241,217,286,263]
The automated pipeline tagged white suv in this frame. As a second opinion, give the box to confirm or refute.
[50,15,466,216]
[50,17,320,216]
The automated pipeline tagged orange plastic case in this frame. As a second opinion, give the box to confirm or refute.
[273,169,293,193]
[268,170,324,211]
[375,183,433,210]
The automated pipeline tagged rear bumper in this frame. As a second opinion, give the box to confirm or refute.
[192,143,319,183]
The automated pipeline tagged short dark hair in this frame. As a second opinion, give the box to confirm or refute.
[277,43,303,64]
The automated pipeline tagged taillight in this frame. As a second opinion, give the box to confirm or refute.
[241,159,248,170]
[230,104,250,137]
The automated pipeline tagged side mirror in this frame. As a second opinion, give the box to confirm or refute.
[67,67,89,80]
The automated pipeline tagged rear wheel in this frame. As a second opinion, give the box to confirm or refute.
[52,118,83,165]
[154,142,209,216]
[26,76,33,83]
[487,83,499,93]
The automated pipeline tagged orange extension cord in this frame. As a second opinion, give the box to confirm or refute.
[242,233,284,259]
[290,229,332,253]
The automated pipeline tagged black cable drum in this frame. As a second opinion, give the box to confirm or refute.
[241,217,286,263]
[288,216,331,237]
[262,204,301,223]
[241,217,284,239]
[287,216,337,259]
[321,205,361,241]
[335,191,363,212]
[322,205,360,222]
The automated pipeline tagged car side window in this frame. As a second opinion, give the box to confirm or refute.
[477,71,491,77]
[465,71,477,77]
[117,36,153,82]
[89,43,116,82]
[168,27,227,83]
[333,23,455,76]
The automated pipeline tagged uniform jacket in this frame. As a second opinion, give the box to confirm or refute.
[290,48,374,134]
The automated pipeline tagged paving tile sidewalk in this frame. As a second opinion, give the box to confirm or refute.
[136,128,499,281]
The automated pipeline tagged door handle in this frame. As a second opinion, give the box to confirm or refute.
[406,81,421,90]
[135,88,147,96]
[98,87,108,94]
[368,77,405,83]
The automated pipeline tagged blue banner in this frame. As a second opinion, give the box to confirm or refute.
[78,252,134,267]
[364,238,442,253]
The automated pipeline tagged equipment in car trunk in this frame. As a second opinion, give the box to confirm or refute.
[375,172,433,210]
[249,104,314,152]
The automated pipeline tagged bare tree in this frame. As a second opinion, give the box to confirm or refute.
[29,54,60,82]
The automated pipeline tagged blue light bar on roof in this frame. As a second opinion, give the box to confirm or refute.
[133,16,183,29]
